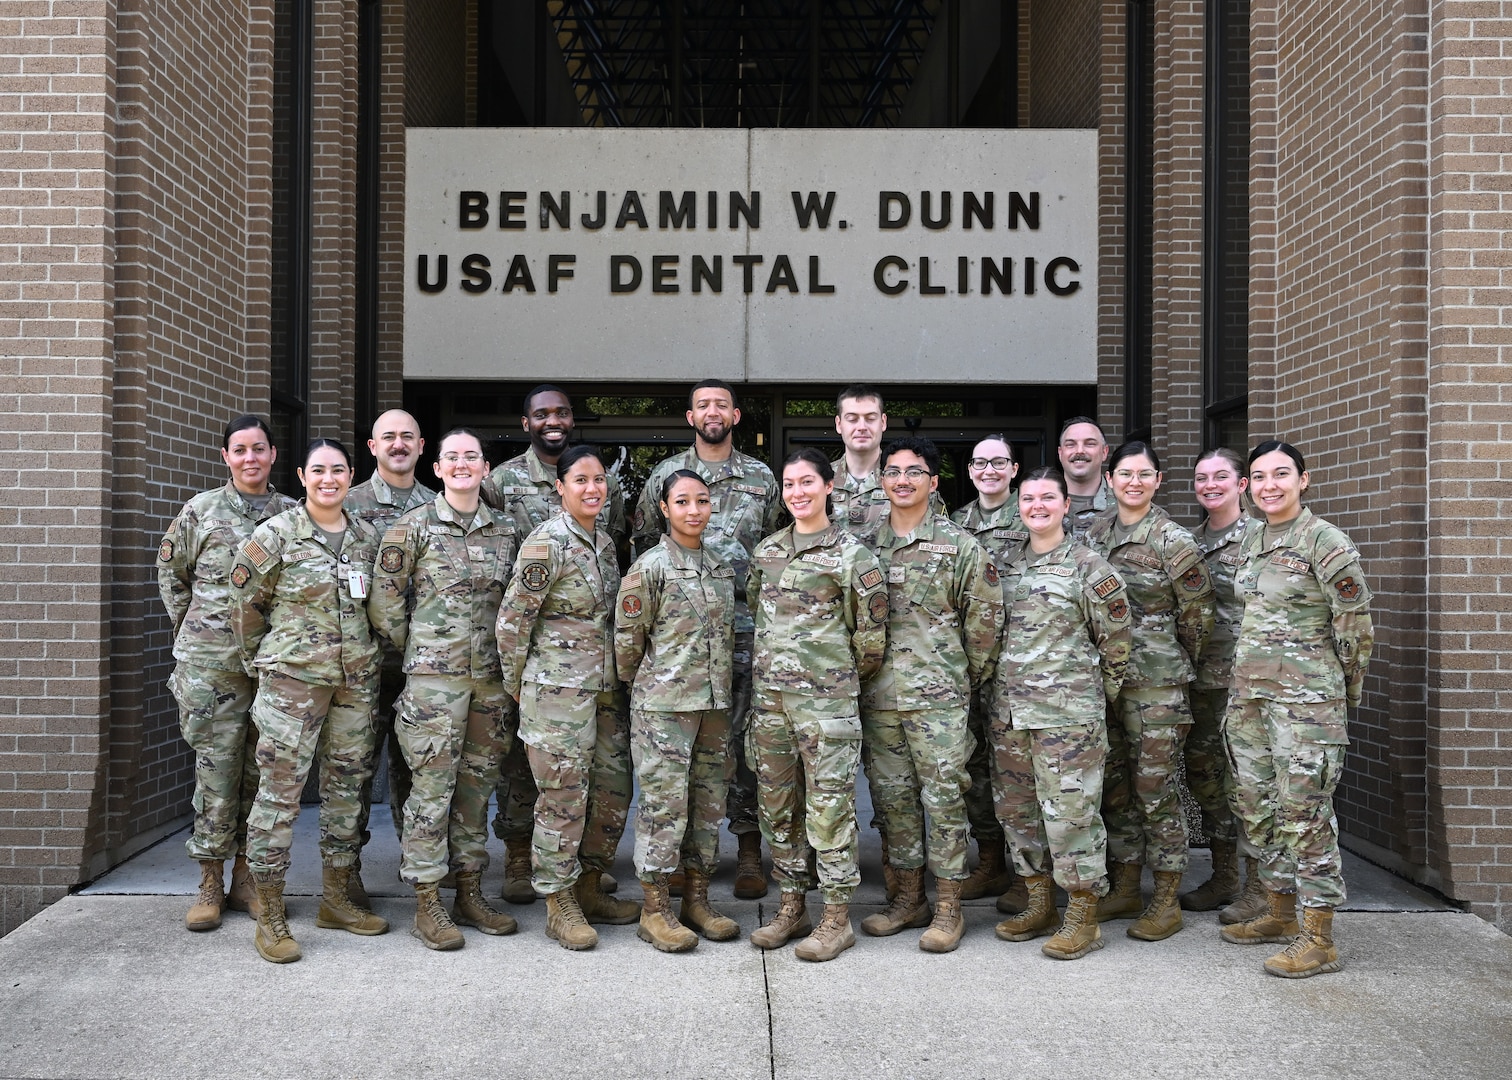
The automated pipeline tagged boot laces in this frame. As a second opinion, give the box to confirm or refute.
[195,876,223,907]
[263,896,292,940]
[556,887,587,921]
[423,889,457,928]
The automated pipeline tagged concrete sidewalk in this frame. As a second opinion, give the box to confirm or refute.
[1,789,1508,1080]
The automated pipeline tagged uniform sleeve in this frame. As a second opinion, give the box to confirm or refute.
[762,479,785,536]
[367,522,418,654]
[156,502,196,634]
[1165,528,1216,669]
[228,527,282,675]
[1316,535,1374,707]
[955,538,1005,691]
[612,558,656,688]
[606,473,629,554]
[1082,561,1134,705]
[479,465,506,512]
[746,554,767,633]
[495,534,561,696]
[847,548,888,683]
[630,464,666,559]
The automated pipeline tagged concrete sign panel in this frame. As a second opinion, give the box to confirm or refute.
[405,128,1096,384]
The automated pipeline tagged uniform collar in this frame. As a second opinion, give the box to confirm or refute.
[525,448,556,484]
[961,498,1016,528]
[660,533,704,569]
[1256,507,1313,553]
[561,510,604,550]
[1090,477,1114,510]
[792,523,839,553]
[222,481,275,517]
[293,503,354,540]
[433,496,495,531]
[677,444,754,479]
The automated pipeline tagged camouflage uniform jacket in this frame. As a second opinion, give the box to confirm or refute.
[629,445,780,635]
[345,473,435,670]
[481,447,627,551]
[994,535,1133,729]
[158,482,298,673]
[367,497,518,681]
[614,535,736,711]
[1067,477,1115,540]
[229,504,382,688]
[1193,512,1255,690]
[830,456,946,548]
[861,515,1004,712]
[495,512,620,696]
[952,497,1028,599]
[748,523,888,699]
[1231,507,1373,708]
[1085,504,1215,688]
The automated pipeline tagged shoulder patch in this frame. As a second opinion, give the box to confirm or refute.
[381,525,408,544]
[984,562,999,586]
[868,590,890,623]
[520,542,552,561]
[620,593,644,619]
[1092,573,1121,599]
[1317,541,1358,578]
[1106,596,1129,622]
[621,570,643,590]
[521,563,551,592]
[230,564,251,589]
[633,507,646,532]
[859,567,884,590]
[242,538,272,571]
[379,546,405,574]
[158,538,174,562]
[1181,566,1207,592]
[1333,576,1363,602]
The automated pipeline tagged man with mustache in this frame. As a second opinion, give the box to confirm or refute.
[1057,416,1113,541]
[344,409,435,906]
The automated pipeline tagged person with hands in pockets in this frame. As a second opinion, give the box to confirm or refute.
[616,469,740,952]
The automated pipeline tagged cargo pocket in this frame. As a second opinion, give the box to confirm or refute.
[252,696,306,753]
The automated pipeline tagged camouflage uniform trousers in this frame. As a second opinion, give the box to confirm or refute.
[631,706,731,881]
[989,714,1110,895]
[1186,687,1251,853]
[752,690,861,904]
[169,662,259,861]
[724,629,758,837]
[1103,685,1192,873]
[861,706,973,880]
[964,688,1006,847]
[1223,696,1348,908]
[519,682,632,894]
[244,670,379,875]
[357,665,413,847]
[491,741,539,845]
[395,675,516,885]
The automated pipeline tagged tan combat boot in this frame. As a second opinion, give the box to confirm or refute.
[544,886,598,950]
[919,879,966,953]
[995,874,1058,941]
[995,873,1030,915]
[637,877,699,952]
[599,871,620,893]
[1221,888,1299,945]
[315,864,390,935]
[860,866,931,937]
[500,842,536,904]
[750,891,812,949]
[574,869,640,924]
[1220,857,1267,924]
[794,903,855,962]
[880,845,899,902]
[252,874,301,963]
[1264,906,1341,978]
[345,859,372,909]
[1041,889,1104,961]
[185,860,225,932]
[681,868,740,941]
[733,832,768,899]
[452,870,518,935]
[959,840,1014,901]
[1128,869,1184,941]
[412,882,464,951]
[227,854,261,918]
[1096,861,1143,922]
[1180,842,1241,911]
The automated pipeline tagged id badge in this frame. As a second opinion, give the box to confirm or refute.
[348,570,369,599]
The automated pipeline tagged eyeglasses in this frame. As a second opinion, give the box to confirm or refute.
[967,457,1012,471]
[440,452,484,464]
[1112,469,1158,482]
[880,466,932,481]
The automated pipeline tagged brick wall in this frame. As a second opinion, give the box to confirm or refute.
[1026,0,1100,129]
[1426,1,1512,929]
[1247,0,1432,899]
[1097,2,1127,439]
[0,1,115,935]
